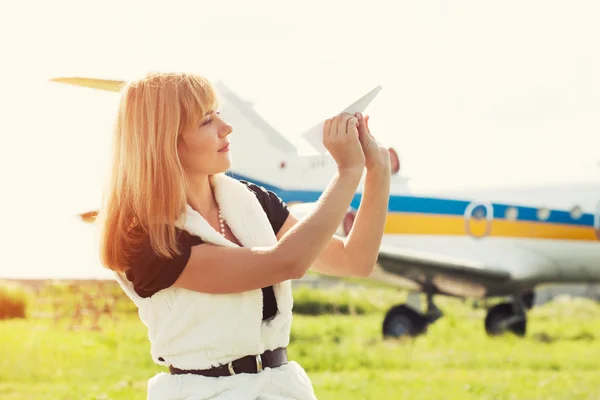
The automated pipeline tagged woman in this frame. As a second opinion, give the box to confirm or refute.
[97,72,391,400]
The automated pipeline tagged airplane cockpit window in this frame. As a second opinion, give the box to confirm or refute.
[537,207,551,221]
[570,205,583,220]
[505,207,518,221]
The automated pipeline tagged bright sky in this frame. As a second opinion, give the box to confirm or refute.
[1,0,599,278]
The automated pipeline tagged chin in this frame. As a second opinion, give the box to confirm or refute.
[214,160,232,175]
[201,153,231,175]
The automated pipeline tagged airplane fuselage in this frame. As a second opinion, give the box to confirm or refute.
[381,180,600,297]
[245,166,600,299]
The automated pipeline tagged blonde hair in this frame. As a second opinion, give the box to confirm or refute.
[97,72,219,272]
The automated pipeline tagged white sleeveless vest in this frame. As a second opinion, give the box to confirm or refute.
[112,173,317,400]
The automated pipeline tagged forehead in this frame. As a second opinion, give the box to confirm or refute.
[182,81,220,125]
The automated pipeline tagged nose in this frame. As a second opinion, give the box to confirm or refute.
[219,121,233,137]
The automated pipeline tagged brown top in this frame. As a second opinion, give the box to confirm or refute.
[125,180,290,320]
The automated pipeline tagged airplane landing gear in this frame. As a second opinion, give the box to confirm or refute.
[484,301,527,337]
[382,292,442,338]
[522,290,535,309]
[382,291,531,338]
[382,305,427,337]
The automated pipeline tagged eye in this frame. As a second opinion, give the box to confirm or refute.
[200,110,221,127]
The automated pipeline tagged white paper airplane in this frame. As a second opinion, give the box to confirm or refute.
[299,85,382,154]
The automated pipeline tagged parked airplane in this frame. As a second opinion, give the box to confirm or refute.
[51,76,600,339]
[294,179,600,338]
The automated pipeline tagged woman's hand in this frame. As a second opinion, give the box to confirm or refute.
[323,112,366,173]
[356,113,390,173]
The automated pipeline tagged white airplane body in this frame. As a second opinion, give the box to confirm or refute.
[290,176,600,336]
[378,181,600,288]
[51,76,600,338]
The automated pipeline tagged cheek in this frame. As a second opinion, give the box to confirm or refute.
[179,136,219,171]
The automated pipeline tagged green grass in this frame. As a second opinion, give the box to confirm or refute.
[1,284,599,399]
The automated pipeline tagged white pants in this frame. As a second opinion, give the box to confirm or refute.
[147,361,317,400]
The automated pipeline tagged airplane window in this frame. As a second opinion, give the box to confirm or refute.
[570,205,583,220]
[537,207,551,221]
[472,205,487,220]
[505,207,518,221]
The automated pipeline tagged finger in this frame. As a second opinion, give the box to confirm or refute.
[364,115,371,134]
[356,112,369,138]
[356,113,371,147]
[337,112,352,136]
[330,115,339,136]
[323,118,332,138]
[346,115,359,137]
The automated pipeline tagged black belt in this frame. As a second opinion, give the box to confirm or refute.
[168,347,288,377]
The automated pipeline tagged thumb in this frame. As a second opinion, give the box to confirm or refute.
[356,113,370,145]
[364,115,371,135]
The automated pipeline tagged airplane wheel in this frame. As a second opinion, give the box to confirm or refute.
[382,304,427,338]
[522,290,535,310]
[485,302,527,337]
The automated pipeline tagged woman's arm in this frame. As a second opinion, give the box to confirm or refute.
[173,113,365,294]
[276,113,392,277]
[276,166,390,277]
[342,165,391,275]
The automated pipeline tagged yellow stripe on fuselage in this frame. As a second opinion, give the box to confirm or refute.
[384,212,598,241]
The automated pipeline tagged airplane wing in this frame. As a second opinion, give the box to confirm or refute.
[50,77,124,92]
[374,245,512,298]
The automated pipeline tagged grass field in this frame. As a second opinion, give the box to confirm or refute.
[1,283,600,399]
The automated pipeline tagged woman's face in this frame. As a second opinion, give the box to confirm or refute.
[178,110,233,176]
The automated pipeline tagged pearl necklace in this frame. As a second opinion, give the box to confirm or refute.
[218,206,226,237]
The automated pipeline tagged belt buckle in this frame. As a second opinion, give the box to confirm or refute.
[255,354,263,372]
[227,361,236,376]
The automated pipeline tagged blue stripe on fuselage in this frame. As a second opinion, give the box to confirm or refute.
[228,172,595,228]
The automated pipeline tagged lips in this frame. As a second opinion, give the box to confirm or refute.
[218,143,230,152]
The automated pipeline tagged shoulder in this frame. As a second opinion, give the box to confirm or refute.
[238,180,289,235]
[126,227,203,298]
[238,180,286,207]
[239,180,275,198]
